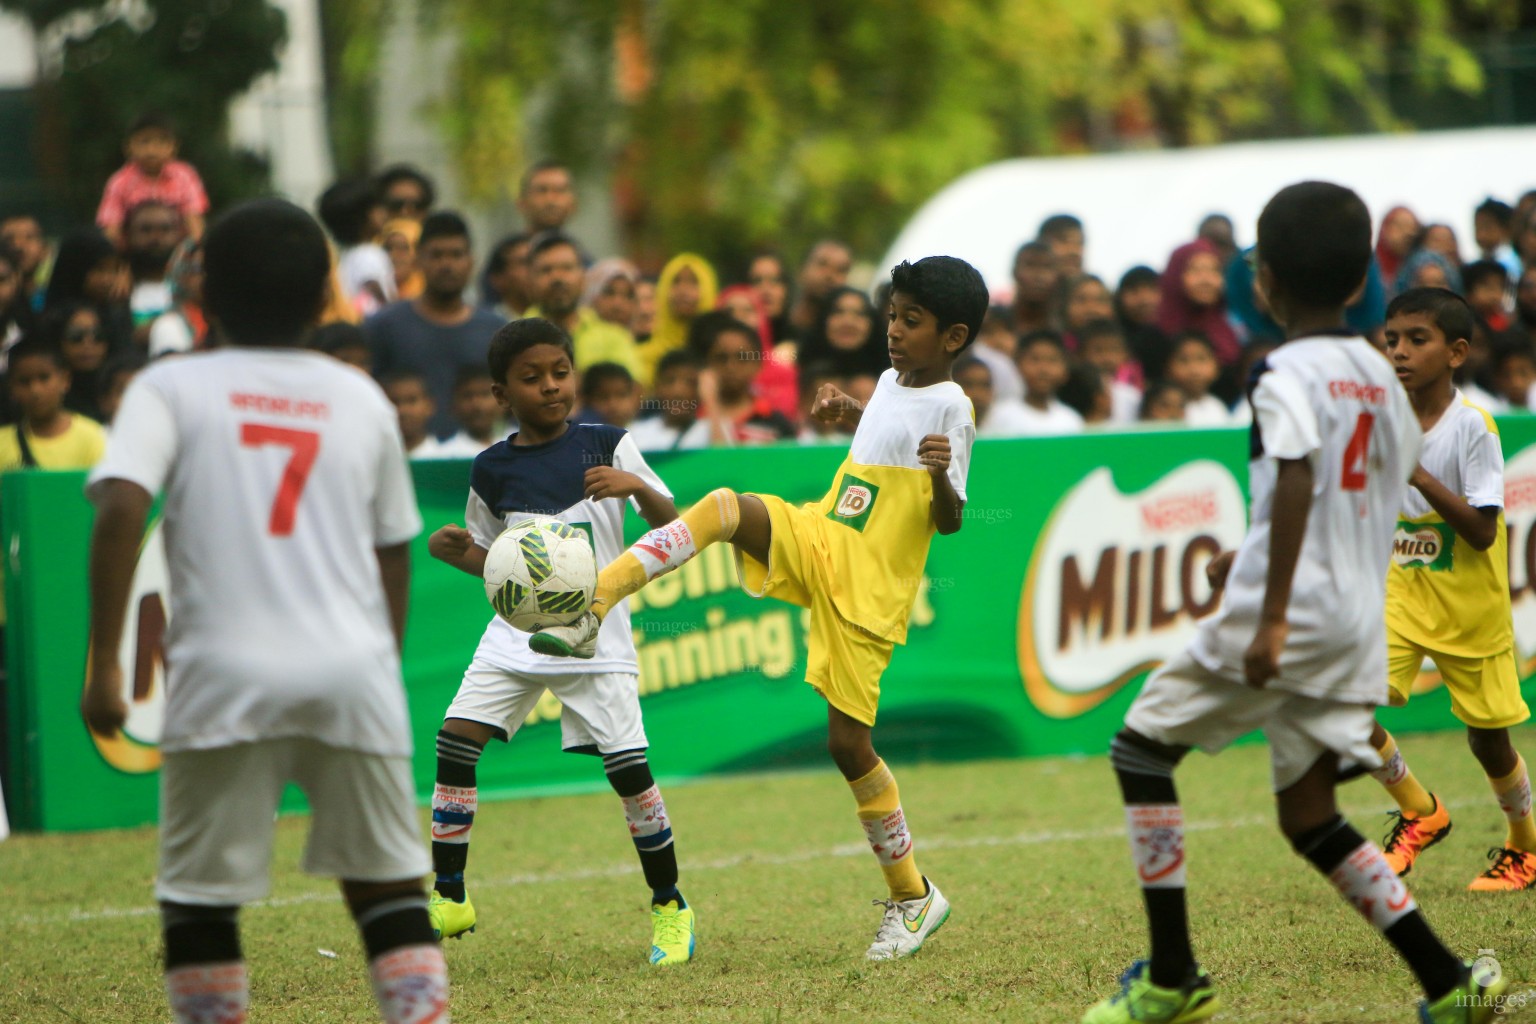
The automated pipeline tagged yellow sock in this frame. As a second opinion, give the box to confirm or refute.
[850,759,926,902]
[592,489,740,622]
[1489,754,1536,852]
[1370,731,1438,817]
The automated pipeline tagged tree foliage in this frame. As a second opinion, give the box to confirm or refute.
[430,0,1509,266]
[4,0,286,220]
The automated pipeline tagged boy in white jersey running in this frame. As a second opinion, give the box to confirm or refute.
[1366,287,1536,891]
[83,199,449,1024]
[421,318,695,964]
[1083,183,1507,1024]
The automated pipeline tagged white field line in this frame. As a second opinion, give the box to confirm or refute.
[13,811,1282,928]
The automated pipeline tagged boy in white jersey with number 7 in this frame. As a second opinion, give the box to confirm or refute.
[1363,286,1536,892]
[1084,183,1506,1024]
[82,200,449,1024]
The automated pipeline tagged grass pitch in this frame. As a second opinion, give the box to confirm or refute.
[3,728,1534,1023]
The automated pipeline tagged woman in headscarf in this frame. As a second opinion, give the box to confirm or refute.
[1157,240,1240,367]
[380,218,424,301]
[717,283,798,420]
[1396,250,1463,295]
[797,285,889,380]
[1375,205,1420,298]
[638,253,718,387]
[584,258,641,329]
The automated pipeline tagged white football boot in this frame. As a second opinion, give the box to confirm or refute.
[528,611,600,658]
[865,877,950,961]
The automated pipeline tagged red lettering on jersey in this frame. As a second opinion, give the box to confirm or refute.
[1327,380,1387,405]
[230,392,331,421]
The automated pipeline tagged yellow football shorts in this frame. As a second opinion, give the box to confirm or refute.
[734,493,894,727]
[1387,628,1531,729]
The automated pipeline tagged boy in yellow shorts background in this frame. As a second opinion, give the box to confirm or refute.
[1372,286,1536,890]
[532,255,987,960]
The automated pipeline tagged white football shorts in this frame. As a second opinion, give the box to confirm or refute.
[445,659,647,753]
[1124,649,1382,792]
[157,738,429,905]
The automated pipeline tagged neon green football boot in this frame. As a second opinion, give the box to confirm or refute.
[1419,961,1511,1023]
[427,890,477,941]
[1082,960,1220,1024]
[649,899,696,966]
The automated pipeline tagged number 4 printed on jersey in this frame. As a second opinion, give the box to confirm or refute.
[240,423,320,536]
[1341,412,1373,492]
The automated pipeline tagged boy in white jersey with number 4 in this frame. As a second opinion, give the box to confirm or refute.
[82,200,448,1024]
[1085,183,1506,1024]
[1365,286,1536,891]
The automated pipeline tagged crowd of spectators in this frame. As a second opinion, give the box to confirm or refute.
[5,112,1536,473]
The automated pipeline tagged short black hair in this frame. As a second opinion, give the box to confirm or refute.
[520,159,571,194]
[203,199,331,347]
[1256,181,1372,308]
[1057,360,1105,417]
[376,164,436,208]
[311,321,368,356]
[1170,329,1216,355]
[379,369,429,392]
[1140,379,1184,419]
[687,310,757,359]
[1476,198,1515,228]
[1462,259,1509,292]
[527,230,580,265]
[983,304,1014,330]
[487,317,573,384]
[1386,287,1475,344]
[418,210,471,250]
[7,335,66,372]
[655,348,701,380]
[888,255,988,353]
[797,358,841,396]
[1118,265,1159,292]
[1017,328,1067,357]
[952,355,991,382]
[127,110,175,138]
[1037,214,1083,240]
[317,178,381,246]
[453,364,493,390]
[1494,339,1536,373]
[1013,239,1054,267]
[580,361,635,398]
[487,233,531,274]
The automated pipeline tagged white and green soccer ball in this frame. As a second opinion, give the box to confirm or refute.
[483,518,597,633]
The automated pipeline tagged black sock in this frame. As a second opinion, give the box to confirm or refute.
[351,892,435,959]
[162,904,241,970]
[604,749,681,906]
[432,729,484,902]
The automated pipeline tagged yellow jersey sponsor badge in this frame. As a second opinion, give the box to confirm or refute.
[1393,520,1455,571]
[828,473,880,532]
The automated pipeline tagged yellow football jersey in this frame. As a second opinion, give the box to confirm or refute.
[1385,394,1512,657]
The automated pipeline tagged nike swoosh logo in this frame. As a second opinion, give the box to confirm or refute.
[432,825,471,839]
[1137,852,1184,883]
[889,838,913,862]
[903,896,932,933]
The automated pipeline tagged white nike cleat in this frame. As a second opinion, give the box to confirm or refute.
[528,611,599,658]
[865,877,950,961]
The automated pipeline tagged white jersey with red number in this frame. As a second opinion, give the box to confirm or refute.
[1188,334,1422,704]
[87,349,423,755]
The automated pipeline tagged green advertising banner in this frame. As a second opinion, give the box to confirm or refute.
[11,420,1536,832]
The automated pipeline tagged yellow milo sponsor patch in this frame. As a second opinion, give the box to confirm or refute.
[1393,520,1454,571]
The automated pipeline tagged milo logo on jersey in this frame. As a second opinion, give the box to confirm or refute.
[84,518,170,773]
[827,474,879,532]
[1392,520,1454,571]
[1018,463,1247,718]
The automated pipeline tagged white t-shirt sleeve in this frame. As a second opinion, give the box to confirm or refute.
[612,433,674,514]
[465,489,503,550]
[1462,418,1505,510]
[372,413,423,547]
[86,376,179,500]
[1252,370,1321,461]
[945,411,976,502]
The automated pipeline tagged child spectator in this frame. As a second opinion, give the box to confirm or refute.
[1457,322,1507,413]
[971,305,1023,405]
[955,356,1004,437]
[638,253,717,387]
[1010,241,1060,334]
[42,302,109,421]
[381,218,423,300]
[43,228,132,353]
[1061,274,1114,342]
[1167,330,1230,426]
[1463,260,1511,332]
[438,365,504,456]
[97,349,147,429]
[1058,360,1113,424]
[1037,213,1086,275]
[690,310,795,445]
[1475,198,1523,281]
[317,178,393,317]
[1158,240,1239,370]
[0,337,106,470]
[481,233,532,321]
[1078,319,1142,423]
[796,361,851,444]
[312,322,372,373]
[1115,265,1168,377]
[1,213,49,313]
[147,240,206,358]
[576,362,642,428]
[1140,380,1186,422]
[1197,212,1238,268]
[1493,340,1536,413]
[382,370,444,459]
[718,283,798,420]
[96,112,208,245]
[1007,329,1084,435]
[627,349,709,452]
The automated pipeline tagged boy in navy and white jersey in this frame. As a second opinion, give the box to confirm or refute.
[1083,182,1506,1024]
[423,318,697,965]
[83,200,448,1024]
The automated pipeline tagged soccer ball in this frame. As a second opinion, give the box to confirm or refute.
[483,518,597,633]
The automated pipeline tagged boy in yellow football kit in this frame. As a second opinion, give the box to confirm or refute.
[533,255,987,959]
[1371,286,1536,891]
